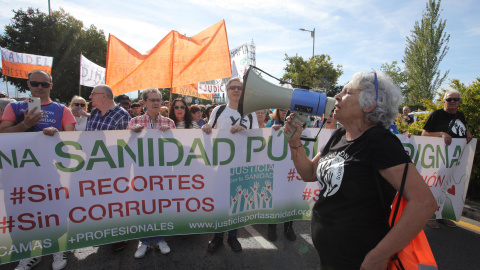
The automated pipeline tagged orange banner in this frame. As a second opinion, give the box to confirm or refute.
[1,47,53,79]
[106,20,231,96]
[172,84,213,100]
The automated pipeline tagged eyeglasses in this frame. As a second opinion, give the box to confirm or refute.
[445,98,461,102]
[174,105,186,110]
[73,103,86,107]
[29,81,51,88]
[147,98,161,103]
[373,72,378,102]
[228,85,243,90]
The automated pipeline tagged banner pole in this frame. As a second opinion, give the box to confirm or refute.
[5,76,9,97]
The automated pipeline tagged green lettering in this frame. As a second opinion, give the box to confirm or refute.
[303,141,311,158]
[117,139,144,168]
[436,145,445,168]
[185,138,210,166]
[414,144,421,166]
[0,150,13,169]
[148,138,154,166]
[450,145,462,168]
[55,141,85,172]
[267,136,287,161]
[246,137,266,162]
[159,139,183,166]
[213,138,234,165]
[421,144,435,168]
[86,140,117,170]
[19,149,40,168]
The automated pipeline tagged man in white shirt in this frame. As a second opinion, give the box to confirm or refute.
[201,78,258,253]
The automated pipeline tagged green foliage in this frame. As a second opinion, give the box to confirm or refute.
[404,78,480,199]
[380,61,408,96]
[281,54,343,97]
[450,78,480,199]
[0,8,107,103]
[395,111,430,136]
[403,0,449,104]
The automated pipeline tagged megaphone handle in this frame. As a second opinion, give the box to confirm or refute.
[284,112,309,139]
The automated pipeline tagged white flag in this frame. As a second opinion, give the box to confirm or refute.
[79,54,105,87]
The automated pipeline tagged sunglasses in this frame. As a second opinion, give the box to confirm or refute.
[445,98,461,102]
[228,85,243,90]
[147,98,161,103]
[73,103,86,107]
[29,81,51,88]
[373,72,378,102]
[174,105,186,110]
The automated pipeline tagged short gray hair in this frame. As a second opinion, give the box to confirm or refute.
[350,71,403,128]
[94,85,114,100]
[141,88,162,101]
[226,77,242,90]
[0,98,15,110]
[444,90,461,100]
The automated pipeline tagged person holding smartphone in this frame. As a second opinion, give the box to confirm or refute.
[0,69,76,270]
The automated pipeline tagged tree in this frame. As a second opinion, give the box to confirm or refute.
[281,54,343,97]
[380,61,408,97]
[403,0,449,104]
[0,8,107,102]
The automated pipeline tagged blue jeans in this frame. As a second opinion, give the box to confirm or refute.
[214,229,237,238]
[139,236,165,245]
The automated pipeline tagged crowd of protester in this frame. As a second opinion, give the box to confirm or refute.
[0,70,474,270]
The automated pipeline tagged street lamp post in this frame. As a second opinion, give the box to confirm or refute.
[299,28,315,59]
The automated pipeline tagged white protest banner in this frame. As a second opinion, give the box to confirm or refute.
[0,129,476,264]
[197,43,248,94]
[398,135,477,221]
[79,54,106,87]
[1,47,53,79]
[197,79,225,94]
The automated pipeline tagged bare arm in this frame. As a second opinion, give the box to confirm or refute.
[0,108,42,133]
[361,163,437,269]
[422,130,452,145]
[284,113,321,182]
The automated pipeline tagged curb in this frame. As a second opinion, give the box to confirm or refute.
[462,200,480,222]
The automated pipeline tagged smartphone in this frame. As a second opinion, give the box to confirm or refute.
[28,97,41,113]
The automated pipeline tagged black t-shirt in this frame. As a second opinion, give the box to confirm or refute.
[312,126,410,269]
[423,109,468,138]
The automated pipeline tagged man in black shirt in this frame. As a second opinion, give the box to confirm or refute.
[422,90,473,228]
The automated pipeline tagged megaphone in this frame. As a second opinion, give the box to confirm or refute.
[238,66,336,140]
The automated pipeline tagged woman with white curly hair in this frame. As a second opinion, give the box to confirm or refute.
[284,71,437,269]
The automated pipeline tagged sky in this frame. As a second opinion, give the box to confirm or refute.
[0,0,479,99]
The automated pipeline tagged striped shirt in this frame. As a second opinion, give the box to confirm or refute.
[127,113,176,130]
[86,105,131,131]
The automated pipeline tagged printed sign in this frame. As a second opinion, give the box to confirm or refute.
[0,129,476,264]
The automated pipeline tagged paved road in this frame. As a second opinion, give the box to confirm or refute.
[3,201,480,269]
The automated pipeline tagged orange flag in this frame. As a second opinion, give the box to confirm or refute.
[106,20,231,96]
[1,47,53,79]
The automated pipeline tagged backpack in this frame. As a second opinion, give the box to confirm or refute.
[211,104,253,129]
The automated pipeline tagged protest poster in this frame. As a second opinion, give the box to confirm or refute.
[79,54,106,87]
[0,129,476,264]
[0,47,53,79]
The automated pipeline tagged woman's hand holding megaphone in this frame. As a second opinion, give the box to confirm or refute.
[284,112,304,144]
